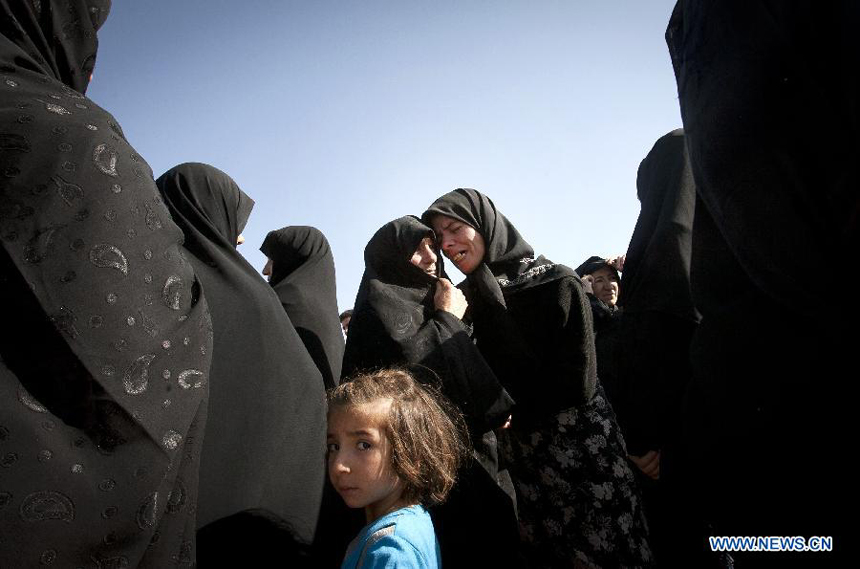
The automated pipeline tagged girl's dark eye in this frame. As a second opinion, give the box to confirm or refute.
[357,441,371,451]
[326,443,339,453]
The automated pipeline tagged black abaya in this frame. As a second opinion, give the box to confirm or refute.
[1,2,212,566]
[615,128,699,456]
[667,2,853,565]
[260,226,343,390]
[156,163,326,546]
[617,129,700,567]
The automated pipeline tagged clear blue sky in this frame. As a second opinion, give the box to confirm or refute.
[88,0,681,312]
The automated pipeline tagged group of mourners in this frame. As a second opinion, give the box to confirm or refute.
[1,1,853,568]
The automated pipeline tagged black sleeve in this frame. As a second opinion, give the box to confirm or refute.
[429,311,514,433]
[470,277,598,422]
[617,311,696,455]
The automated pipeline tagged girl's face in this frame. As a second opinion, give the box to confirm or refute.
[430,214,485,275]
[591,266,619,306]
[409,236,438,276]
[327,400,406,522]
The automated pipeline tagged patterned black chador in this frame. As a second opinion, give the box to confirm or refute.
[1,1,212,566]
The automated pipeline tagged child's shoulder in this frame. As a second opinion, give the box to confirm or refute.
[346,506,439,569]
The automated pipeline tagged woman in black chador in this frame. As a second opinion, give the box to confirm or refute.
[616,129,700,566]
[666,3,853,564]
[1,2,212,567]
[260,226,344,390]
[424,189,652,569]
[156,163,327,556]
[341,215,520,568]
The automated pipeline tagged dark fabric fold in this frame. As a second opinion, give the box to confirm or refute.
[156,163,326,545]
[1,2,211,566]
[614,128,698,455]
[667,1,853,561]
[260,226,343,390]
[620,128,698,322]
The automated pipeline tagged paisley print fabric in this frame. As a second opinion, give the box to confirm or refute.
[1,1,212,566]
[157,163,327,546]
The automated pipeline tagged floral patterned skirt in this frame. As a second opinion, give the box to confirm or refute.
[499,384,653,568]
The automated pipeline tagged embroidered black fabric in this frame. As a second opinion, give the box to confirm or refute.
[1,2,211,566]
[156,163,327,545]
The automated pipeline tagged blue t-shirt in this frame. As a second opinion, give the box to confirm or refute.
[341,505,440,568]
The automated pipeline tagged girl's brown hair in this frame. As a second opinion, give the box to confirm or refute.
[328,367,470,506]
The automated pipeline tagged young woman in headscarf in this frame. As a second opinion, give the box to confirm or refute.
[155,163,327,558]
[260,226,343,390]
[340,215,521,568]
[1,2,212,567]
[424,189,652,569]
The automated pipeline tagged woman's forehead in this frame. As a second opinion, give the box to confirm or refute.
[592,266,618,279]
[431,214,465,231]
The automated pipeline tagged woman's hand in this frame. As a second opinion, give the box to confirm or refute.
[629,449,660,480]
[607,254,626,272]
[434,278,468,319]
[581,274,594,295]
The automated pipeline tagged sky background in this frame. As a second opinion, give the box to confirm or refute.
[88,0,682,313]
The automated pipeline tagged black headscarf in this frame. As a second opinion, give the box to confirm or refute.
[0,0,110,95]
[342,215,512,433]
[575,255,619,281]
[422,188,576,308]
[1,2,212,566]
[260,226,343,390]
[423,189,596,419]
[619,128,698,322]
[157,163,326,545]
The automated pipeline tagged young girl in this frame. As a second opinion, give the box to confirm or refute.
[327,368,469,568]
